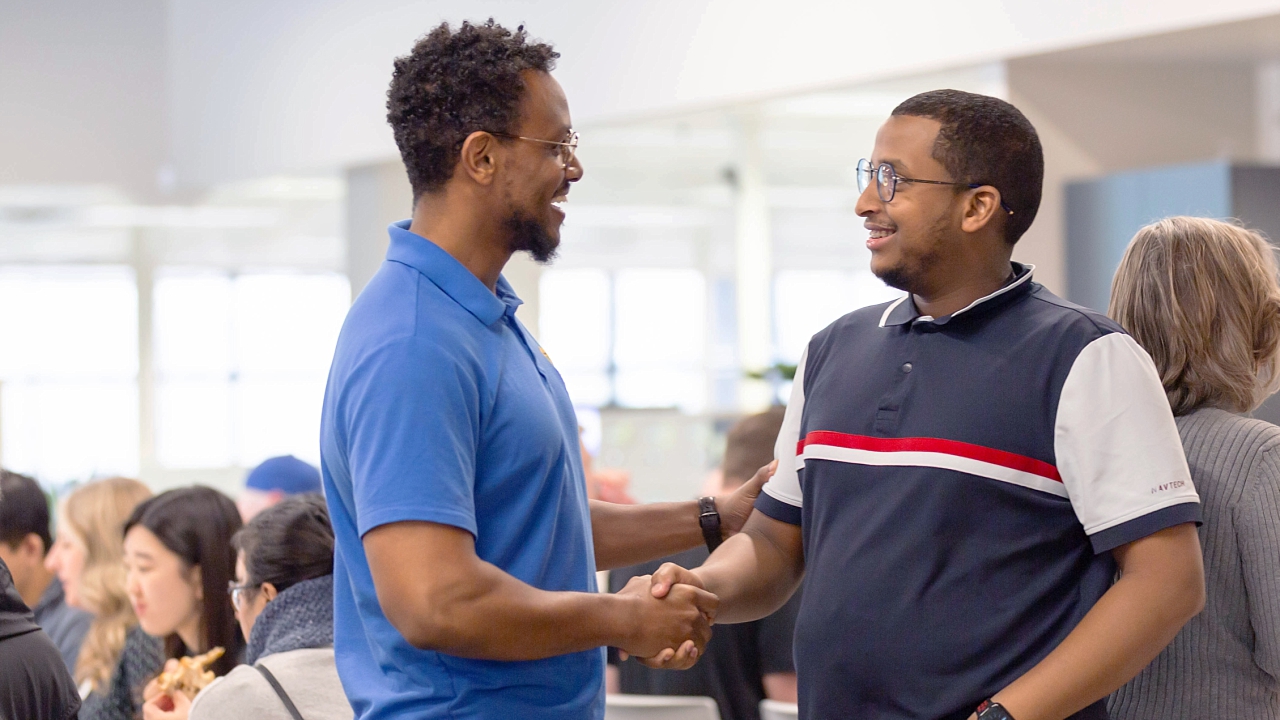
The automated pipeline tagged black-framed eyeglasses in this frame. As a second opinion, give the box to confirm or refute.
[856,158,1013,215]
[488,130,580,169]
[228,582,255,609]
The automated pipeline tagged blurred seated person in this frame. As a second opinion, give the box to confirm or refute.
[47,477,160,720]
[608,407,798,720]
[145,494,349,720]
[0,555,82,720]
[0,468,92,672]
[236,455,322,522]
[581,438,638,504]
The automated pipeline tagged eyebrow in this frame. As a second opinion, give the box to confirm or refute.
[876,157,910,173]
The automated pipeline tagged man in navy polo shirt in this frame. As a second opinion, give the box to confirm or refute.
[649,90,1206,720]
[320,21,763,720]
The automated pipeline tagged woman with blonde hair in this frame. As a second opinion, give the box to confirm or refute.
[1108,216,1280,719]
[45,477,163,720]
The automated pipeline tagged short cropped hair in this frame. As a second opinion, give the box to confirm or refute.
[0,469,51,554]
[722,406,787,486]
[1110,216,1280,416]
[387,20,559,199]
[892,89,1044,244]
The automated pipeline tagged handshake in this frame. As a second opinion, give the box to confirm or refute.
[614,563,716,670]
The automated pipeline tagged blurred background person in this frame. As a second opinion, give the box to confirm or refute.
[608,406,798,720]
[236,455,323,523]
[145,494,347,720]
[0,468,91,671]
[0,555,82,720]
[580,438,638,505]
[1108,217,1280,720]
[124,487,244,689]
[46,476,160,720]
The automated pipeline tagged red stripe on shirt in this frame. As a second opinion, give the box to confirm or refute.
[797,431,1062,483]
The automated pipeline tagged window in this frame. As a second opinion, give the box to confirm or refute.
[153,270,349,468]
[0,266,140,482]
[773,269,902,363]
[614,269,706,411]
[539,268,708,412]
[538,269,611,407]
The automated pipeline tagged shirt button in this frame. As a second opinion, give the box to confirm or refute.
[901,362,913,373]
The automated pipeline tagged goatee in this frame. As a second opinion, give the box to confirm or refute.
[505,212,559,264]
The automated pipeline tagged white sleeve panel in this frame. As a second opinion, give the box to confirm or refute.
[1054,332,1199,536]
[763,346,807,509]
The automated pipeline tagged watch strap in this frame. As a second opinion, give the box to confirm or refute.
[698,497,722,553]
[975,700,1016,720]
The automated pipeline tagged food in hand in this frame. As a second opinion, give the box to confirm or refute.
[156,647,225,697]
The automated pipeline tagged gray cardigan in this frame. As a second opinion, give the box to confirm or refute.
[1110,407,1280,720]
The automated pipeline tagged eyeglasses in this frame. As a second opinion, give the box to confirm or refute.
[488,130,580,169]
[856,158,1014,215]
[227,582,255,609]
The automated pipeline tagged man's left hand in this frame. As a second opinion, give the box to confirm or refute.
[715,460,777,538]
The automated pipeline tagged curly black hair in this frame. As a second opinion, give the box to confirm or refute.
[387,20,559,200]
[892,89,1044,244]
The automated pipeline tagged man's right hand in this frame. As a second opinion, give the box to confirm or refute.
[649,561,706,600]
[614,573,717,669]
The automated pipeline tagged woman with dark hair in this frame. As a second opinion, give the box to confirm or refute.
[144,494,348,720]
[121,487,243,690]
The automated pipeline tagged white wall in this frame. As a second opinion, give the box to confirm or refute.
[0,1,169,201]
[167,0,1280,188]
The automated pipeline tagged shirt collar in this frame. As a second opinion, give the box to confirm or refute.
[879,262,1036,328]
[385,220,523,326]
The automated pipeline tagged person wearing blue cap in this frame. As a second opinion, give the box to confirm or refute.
[238,456,323,522]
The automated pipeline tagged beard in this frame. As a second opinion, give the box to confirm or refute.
[871,218,949,293]
[505,210,559,264]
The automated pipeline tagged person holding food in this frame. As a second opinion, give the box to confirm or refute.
[144,495,349,720]
[121,487,243,719]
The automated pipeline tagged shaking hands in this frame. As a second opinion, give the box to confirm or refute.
[614,573,716,670]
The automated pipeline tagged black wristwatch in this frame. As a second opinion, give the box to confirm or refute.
[698,497,722,553]
[975,700,1016,720]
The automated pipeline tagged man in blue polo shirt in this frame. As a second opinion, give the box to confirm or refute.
[648,90,1207,720]
[321,20,762,720]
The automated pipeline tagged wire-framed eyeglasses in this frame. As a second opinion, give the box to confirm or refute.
[228,582,255,609]
[856,158,1014,215]
[489,130,580,168]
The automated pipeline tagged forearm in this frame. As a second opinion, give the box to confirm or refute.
[992,524,1204,720]
[591,499,704,570]
[694,519,804,624]
[395,556,634,660]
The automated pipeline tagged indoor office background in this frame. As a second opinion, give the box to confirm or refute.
[3,1,1280,501]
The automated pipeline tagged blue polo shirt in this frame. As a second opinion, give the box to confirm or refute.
[320,221,602,720]
[758,264,1201,720]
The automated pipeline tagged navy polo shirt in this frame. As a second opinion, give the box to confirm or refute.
[757,264,1200,720]
[320,221,602,720]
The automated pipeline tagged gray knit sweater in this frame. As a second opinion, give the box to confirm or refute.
[1109,407,1280,720]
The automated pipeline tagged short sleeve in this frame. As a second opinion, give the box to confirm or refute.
[1054,333,1201,553]
[756,347,807,526]
[343,336,482,538]
[1236,446,1280,679]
